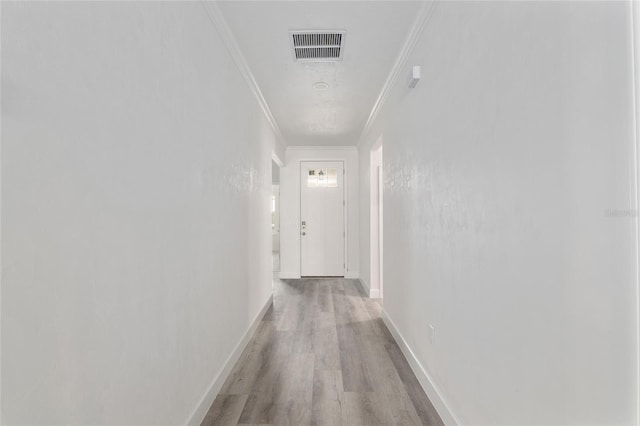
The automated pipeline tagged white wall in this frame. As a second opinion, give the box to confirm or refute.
[272,185,280,253]
[272,160,280,184]
[1,2,282,424]
[280,147,358,279]
[359,1,638,424]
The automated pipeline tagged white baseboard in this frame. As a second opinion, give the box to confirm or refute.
[382,310,462,426]
[357,278,370,297]
[185,295,273,426]
[278,271,300,279]
[280,272,360,280]
[356,277,381,299]
[345,270,359,279]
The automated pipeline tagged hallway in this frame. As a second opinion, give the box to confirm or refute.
[201,278,443,425]
[2,1,639,424]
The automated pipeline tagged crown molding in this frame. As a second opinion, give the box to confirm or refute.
[357,0,438,147]
[201,1,287,150]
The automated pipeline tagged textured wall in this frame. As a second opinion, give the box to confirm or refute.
[359,2,638,424]
[2,2,279,423]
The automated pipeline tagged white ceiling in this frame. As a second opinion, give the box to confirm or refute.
[217,1,423,146]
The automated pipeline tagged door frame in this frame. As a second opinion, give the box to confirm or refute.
[299,160,347,277]
[370,142,383,298]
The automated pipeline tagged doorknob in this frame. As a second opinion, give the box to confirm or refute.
[301,232,306,236]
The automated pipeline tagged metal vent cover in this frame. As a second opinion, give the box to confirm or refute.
[290,30,345,62]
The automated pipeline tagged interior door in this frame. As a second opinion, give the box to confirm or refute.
[300,161,344,276]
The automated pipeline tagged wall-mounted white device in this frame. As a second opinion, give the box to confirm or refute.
[408,65,421,88]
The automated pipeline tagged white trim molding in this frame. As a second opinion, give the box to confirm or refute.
[345,270,360,279]
[357,278,371,297]
[358,0,438,146]
[272,152,284,168]
[357,276,381,299]
[357,277,379,298]
[278,272,301,280]
[200,1,287,151]
[382,310,461,426]
[185,295,273,426]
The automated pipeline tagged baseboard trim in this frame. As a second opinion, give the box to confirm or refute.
[356,277,382,299]
[345,270,360,279]
[185,294,273,426]
[278,271,300,279]
[382,310,462,426]
[357,278,371,297]
[286,146,357,152]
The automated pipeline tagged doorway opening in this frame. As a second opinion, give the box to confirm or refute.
[300,161,345,277]
[370,143,383,299]
[272,159,280,273]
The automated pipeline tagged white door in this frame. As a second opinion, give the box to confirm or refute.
[300,161,344,276]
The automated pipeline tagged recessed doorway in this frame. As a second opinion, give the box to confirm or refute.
[300,161,345,277]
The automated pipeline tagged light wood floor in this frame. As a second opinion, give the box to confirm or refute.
[201,278,444,426]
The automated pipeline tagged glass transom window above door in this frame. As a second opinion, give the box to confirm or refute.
[307,168,338,188]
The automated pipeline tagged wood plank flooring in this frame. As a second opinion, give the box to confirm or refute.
[202,278,444,426]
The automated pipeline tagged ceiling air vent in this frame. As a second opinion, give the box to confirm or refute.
[290,31,345,62]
